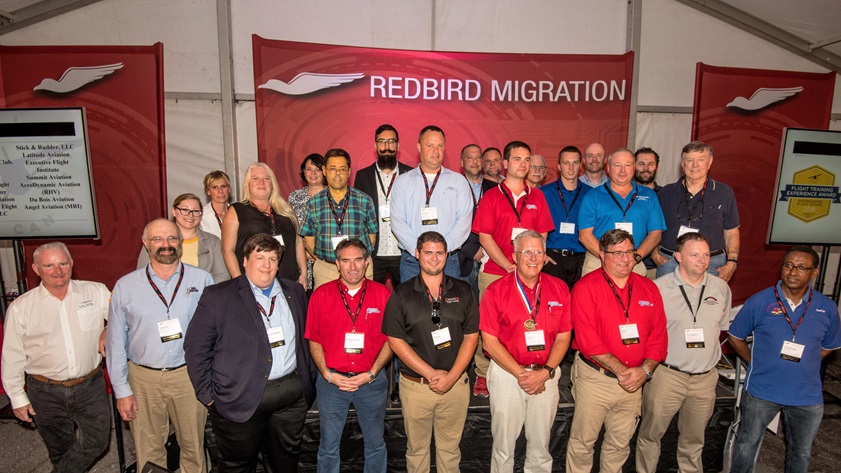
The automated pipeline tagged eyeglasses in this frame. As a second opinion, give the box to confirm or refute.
[174,207,203,217]
[529,165,546,171]
[604,250,636,258]
[783,262,816,273]
[148,236,180,244]
[516,250,545,258]
[376,138,398,145]
[431,301,441,325]
[325,167,350,175]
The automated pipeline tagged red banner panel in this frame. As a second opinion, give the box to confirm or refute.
[253,37,634,197]
[0,44,167,289]
[691,63,835,304]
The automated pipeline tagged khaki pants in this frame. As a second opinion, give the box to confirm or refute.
[127,362,207,473]
[473,271,504,378]
[581,252,646,277]
[312,256,374,289]
[635,367,718,473]
[566,356,641,473]
[400,372,470,473]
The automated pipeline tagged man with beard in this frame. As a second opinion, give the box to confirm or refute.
[579,143,608,188]
[482,147,504,183]
[107,218,214,473]
[526,154,547,188]
[354,124,414,286]
[633,148,661,192]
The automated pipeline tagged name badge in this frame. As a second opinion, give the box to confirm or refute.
[431,326,452,350]
[157,319,183,343]
[619,323,640,345]
[331,235,349,249]
[344,332,365,354]
[379,205,391,222]
[421,206,439,225]
[615,222,633,234]
[677,225,698,238]
[780,340,805,362]
[559,222,576,234]
[273,234,285,247]
[267,326,286,348]
[685,328,705,348]
[525,330,546,352]
[511,227,527,241]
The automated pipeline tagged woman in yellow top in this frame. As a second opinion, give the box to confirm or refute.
[137,193,230,283]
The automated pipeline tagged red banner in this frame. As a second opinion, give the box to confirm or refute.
[253,37,634,197]
[0,44,167,289]
[691,63,835,304]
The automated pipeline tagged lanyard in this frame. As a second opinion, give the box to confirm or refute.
[515,273,542,325]
[339,279,368,330]
[421,168,442,206]
[556,180,581,221]
[604,185,638,222]
[214,211,223,227]
[679,284,706,327]
[680,177,707,223]
[774,286,813,342]
[602,269,632,322]
[500,183,529,224]
[146,265,184,319]
[425,281,443,304]
[464,176,483,209]
[256,295,277,323]
[252,202,276,234]
[375,167,396,202]
[327,192,350,235]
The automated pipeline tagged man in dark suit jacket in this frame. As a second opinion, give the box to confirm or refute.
[185,233,316,472]
[353,123,414,286]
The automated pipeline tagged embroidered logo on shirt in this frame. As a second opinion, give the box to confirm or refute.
[78,300,95,310]
[186,287,199,294]
[636,195,649,201]
[445,297,460,303]
[703,296,719,305]
[638,300,653,307]
[817,308,826,313]
[366,308,380,314]
[548,301,562,307]
[767,303,784,316]
[526,204,537,210]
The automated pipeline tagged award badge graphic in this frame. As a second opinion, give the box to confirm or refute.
[778,165,840,222]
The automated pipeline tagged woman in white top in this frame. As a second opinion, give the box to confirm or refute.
[200,170,231,239]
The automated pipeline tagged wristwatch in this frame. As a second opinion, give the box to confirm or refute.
[726,258,738,266]
[641,364,652,380]
[633,252,642,264]
[542,364,556,378]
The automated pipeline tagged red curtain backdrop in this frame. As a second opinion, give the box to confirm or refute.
[0,44,167,289]
[691,63,835,304]
[253,37,634,197]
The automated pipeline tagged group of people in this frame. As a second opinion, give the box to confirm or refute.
[1,122,839,473]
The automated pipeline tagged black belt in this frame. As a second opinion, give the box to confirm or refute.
[549,249,584,257]
[578,353,617,379]
[333,370,363,378]
[134,362,186,372]
[660,362,714,376]
[267,370,299,384]
[660,248,724,257]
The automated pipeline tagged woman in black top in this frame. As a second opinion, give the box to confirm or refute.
[221,162,307,285]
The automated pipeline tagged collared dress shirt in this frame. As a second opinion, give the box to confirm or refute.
[249,278,297,379]
[301,187,378,261]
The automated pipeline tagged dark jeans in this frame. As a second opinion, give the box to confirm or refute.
[372,255,401,286]
[542,250,584,289]
[26,369,111,473]
[209,373,308,473]
[731,389,824,473]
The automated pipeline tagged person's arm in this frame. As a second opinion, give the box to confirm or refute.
[479,233,515,272]
[295,235,307,287]
[429,332,478,395]
[105,284,138,421]
[716,227,740,282]
[347,341,394,389]
[388,336,437,380]
[447,179,475,252]
[309,340,356,392]
[635,230,662,259]
[388,177,415,251]
[183,289,218,406]
[221,205,241,278]
[481,332,524,378]
[728,334,751,364]
[650,245,669,266]
[304,236,316,259]
[516,331,571,395]
[1,304,33,418]
[204,234,231,283]
[578,227,600,256]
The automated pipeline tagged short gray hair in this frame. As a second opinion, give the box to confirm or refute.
[513,230,546,252]
[33,242,73,265]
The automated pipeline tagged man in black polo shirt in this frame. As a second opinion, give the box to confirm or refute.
[383,231,479,473]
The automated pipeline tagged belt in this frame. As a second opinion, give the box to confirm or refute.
[660,362,714,376]
[333,370,363,378]
[401,373,430,385]
[578,353,617,379]
[134,362,187,372]
[267,370,299,384]
[660,248,724,257]
[522,364,543,370]
[549,249,584,257]
[29,365,101,387]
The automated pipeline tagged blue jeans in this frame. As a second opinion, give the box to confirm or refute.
[399,250,461,283]
[26,369,111,473]
[655,250,726,279]
[316,373,388,473]
[730,389,823,473]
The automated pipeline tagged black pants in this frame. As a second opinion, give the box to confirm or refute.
[209,373,307,473]
[372,255,401,286]
[542,250,585,289]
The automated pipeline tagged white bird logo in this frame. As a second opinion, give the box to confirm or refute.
[257,72,365,96]
[34,63,124,93]
[726,86,804,111]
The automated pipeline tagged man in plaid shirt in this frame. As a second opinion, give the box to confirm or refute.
[303,148,378,289]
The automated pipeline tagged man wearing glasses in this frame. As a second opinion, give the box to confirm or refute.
[652,141,740,281]
[526,154,547,188]
[728,247,840,473]
[480,231,572,472]
[107,218,214,472]
[302,148,378,289]
[382,231,479,473]
[354,124,414,287]
[566,229,667,473]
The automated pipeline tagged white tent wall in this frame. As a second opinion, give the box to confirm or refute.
[1,0,840,295]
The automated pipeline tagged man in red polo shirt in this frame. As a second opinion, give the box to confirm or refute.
[471,140,555,397]
[481,230,572,472]
[305,238,393,472]
[566,229,667,473]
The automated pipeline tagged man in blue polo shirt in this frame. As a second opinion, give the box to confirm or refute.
[728,246,841,473]
[541,146,590,288]
[578,148,666,277]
